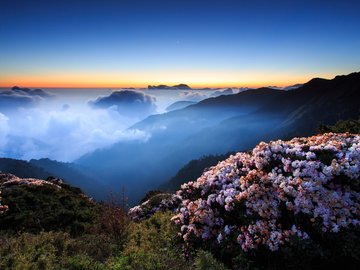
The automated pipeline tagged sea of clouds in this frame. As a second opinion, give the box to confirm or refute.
[0,86,236,161]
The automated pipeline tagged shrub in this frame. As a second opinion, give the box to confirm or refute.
[0,183,96,236]
[111,211,191,270]
[194,250,229,270]
[0,232,113,270]
[318,117,360,134]
[172,133,360,269]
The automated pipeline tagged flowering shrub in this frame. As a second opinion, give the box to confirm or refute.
[0,173,62,189]
[172,133,360,254]
[0,190,8,214]
[129,193,182,221]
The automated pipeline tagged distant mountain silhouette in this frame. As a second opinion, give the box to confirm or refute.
[148,84,191,90]
[283,83,303,90]
[0,158,52,179]
[0,158,103,199]
[77,72,360,204]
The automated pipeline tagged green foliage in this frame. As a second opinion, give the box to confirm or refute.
[318,117,360,134]
[110,211,191,270]
[0,184,96,236]
[1,167,360,269]
[0,232,109,270]
[0,177,133,270]
[65,255,108,270]
[194,250,229,270]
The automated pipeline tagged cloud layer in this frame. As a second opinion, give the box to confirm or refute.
[0,88,154,161]
[0,87,236,162]
[0,86,53,113]
[89,90,157,118]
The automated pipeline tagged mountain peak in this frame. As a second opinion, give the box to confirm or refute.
[148,84,191,90]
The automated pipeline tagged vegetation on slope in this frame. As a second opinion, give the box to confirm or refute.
[0,174,225,269]
[0,119,359,269]
[0,175,95,235]
[319,117,360,134]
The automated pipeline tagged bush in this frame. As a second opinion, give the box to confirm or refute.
[111,211,191,270]
[0,231,116,270]
[318,117,360,133]
[0,184,96,236]
[172,133,360,269]
[194,250,229,270]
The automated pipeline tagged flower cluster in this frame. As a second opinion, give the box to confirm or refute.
[172,133,360,252]
[0,190,8,214]
[0,174,62,189]
[129,193,182,221]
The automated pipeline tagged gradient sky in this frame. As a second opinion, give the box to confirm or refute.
[0,0,359,88]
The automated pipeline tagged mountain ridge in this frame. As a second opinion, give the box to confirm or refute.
[75,72,360,204]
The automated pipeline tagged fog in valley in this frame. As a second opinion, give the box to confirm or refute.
[1,74,358,205]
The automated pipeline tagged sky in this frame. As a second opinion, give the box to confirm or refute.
[0,0,360,88]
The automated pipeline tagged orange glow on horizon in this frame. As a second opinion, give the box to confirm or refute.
[0,70,339,89]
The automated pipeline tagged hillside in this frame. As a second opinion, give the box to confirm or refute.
[130,132,360,269]
[76,72,360,204]
[0,158,52,179]
[0,173,96,234]
[0,158,104,200]
[1,132,359,269]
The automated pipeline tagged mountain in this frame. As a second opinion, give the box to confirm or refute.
[283,83,303,90]
[0,158,52,179]
[166,100,197,111]
[77,72,360,205]
[148,84,192,90]
[0,158,103,200]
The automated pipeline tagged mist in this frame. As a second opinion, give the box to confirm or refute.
[0,86,282,204]
[0,87,235,162]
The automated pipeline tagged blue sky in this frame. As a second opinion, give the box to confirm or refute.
[0,0,359,87]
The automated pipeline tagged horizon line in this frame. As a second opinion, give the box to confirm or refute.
[1,71,358,89]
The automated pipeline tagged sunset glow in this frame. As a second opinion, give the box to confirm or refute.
[1,1,359,89]
[0,70,345,88]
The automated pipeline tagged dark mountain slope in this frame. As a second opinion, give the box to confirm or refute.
[77,72,360,205]
[0,158,103,199]
[159,153,234,192]
[258,72,360,136]
[0,158,52,179]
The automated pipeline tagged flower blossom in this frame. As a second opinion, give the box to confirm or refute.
[172,133,360,252]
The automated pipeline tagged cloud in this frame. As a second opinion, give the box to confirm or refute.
[211,88,234,97]
[62,104,70,111]
[0,113,9,151]
[179,91,208,102]
[89,90,157,118]
[11,86,53,98]
[0,102,151,161]
[0,86,53,113]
